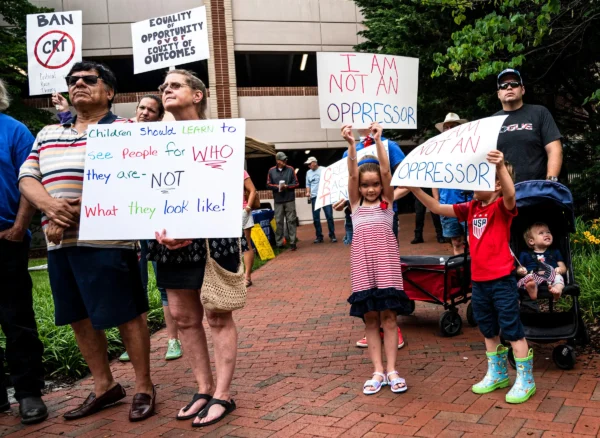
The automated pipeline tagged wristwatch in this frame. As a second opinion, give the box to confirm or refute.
[547,176,558,182]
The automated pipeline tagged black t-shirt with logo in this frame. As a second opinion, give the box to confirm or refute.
[494,104,562,183]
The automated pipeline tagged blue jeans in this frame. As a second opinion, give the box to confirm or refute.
[311,197,336,240]
[139,240,168,306]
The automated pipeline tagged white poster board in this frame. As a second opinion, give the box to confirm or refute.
[131,7,210,74]
[79,119,245,240]
[391,116,508,190]
[317,52,418,130]
[26,11,82,96]
[314,141,388,210]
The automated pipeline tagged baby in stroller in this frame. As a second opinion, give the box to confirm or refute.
[516,222,567,301]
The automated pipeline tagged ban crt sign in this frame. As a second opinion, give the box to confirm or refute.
[27,11,82,96]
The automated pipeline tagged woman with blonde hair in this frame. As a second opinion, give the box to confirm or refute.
[149,69,242,427]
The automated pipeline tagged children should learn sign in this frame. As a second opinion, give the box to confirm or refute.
[314,141,388,210]
[131,7,210,74]
[391,116,508,191]
[79,119,245,240]
[317,52,419,130]
[26,11,82,96]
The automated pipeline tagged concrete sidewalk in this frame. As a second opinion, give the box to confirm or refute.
[3,214,600,437]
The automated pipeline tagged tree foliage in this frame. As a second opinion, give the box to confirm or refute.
[354,0,600,216]
[1,0,55,134]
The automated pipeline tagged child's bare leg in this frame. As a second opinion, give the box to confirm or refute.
[484,336,502,353]
[510,338,529,358]
[381,310,403,391]
[525,280,538,300]
[364,312,384,391]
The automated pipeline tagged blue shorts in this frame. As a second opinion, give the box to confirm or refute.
[471,275,525,341]
[441,216,466,238]
[48,247,148,330]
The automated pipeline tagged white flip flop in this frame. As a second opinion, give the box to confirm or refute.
[387,371,408,394]
[363,372,387,395]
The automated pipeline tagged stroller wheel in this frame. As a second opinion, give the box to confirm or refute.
[439,310,462,337]
[507,347,516,370]
[466,303,477,327]
[552,344,576,370]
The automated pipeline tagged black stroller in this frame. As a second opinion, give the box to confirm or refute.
[504,180,589,370]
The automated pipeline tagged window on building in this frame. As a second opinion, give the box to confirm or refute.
[235,53,317,87]
[87,57,209,93]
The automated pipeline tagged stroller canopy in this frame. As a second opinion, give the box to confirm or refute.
[514,180,575,232]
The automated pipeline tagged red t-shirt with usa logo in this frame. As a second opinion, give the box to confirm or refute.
[453,198,517,281]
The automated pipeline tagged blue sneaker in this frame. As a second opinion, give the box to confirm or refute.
[472,345,510,394]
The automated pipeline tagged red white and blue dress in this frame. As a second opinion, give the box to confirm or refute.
[347,200,410,317]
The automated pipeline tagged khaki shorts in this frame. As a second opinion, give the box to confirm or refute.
[242,209,255,230]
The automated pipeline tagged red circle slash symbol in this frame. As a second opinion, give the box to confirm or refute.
[34,30,76,69]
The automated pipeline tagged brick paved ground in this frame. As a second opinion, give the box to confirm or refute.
[3,214,600,437]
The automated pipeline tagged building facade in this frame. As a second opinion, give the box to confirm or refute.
[27,0,366,153]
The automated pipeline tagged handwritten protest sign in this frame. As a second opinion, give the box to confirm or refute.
[27,11,82,96]
[314,141,388,210]
[251,225,275,261]
[391,116,508,191]
[79,119,245,240]
[317,52,418,130]
[131,7,210,74]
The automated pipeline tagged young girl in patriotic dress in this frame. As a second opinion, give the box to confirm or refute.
[341,122,411,395]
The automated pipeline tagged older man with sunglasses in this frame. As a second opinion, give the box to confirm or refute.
[19,61,155,422]
[494,69,563,183]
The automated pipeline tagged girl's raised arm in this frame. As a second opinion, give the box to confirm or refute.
[342,125,360,208]
[371,122,394,203]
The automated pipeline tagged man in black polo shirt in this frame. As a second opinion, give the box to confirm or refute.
[494,69,563,183]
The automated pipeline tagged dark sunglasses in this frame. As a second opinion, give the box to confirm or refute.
[65,75,101,87]
[498,81,521,90]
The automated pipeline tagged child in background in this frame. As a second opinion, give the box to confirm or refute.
[341,122,411,395]
[517,222,566,301]
[408,151,536,404]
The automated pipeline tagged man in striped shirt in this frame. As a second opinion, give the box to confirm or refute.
[19,61,155,422]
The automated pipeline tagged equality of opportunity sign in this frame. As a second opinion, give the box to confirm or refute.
[26,11,82,96]
[390,115,509,191]
[314,141,388,210]
[317,52,419,130]
[131,7,210,74]
[79,119,245,240]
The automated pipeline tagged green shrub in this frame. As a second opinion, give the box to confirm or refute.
[568,217,600,321]
[1,261,164,379]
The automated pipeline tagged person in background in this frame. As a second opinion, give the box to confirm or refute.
[305,156,337,243]
[0,79,47,425]
[267,152,299,251]
[411,192,444,244]
[493,69,562,183]
[20,61,155,422]
[432,113,472,255]
[243,171,257,287]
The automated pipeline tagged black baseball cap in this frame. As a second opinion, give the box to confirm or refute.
[497,68,523,86]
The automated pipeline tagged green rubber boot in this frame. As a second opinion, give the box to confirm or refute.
[472,345,510,394]
[506,348,536,404]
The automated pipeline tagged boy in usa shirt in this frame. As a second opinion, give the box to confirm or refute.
[407,150,535,405]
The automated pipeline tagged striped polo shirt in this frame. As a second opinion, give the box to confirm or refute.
[19,112,135,251]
